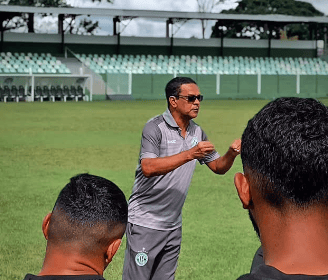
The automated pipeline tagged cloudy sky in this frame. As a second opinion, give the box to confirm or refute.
[35,0,328,38]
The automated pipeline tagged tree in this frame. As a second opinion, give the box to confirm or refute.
[197,0,226,38]
[211,0,325,40]
[0,0,113,34]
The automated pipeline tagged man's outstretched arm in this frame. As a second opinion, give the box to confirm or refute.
[206,139,241,175]
[141,141,215,177]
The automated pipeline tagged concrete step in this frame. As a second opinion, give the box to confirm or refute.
[56,57,83,75]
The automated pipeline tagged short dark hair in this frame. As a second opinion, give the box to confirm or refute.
[48,174,128,250]
[241,97,328,209]
[165,77,197,107]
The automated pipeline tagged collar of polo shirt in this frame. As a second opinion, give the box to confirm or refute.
[163,108,193,129]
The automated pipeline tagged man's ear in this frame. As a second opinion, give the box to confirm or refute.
[234,172,252,209]
[105,239,122,266]
[169,96,178,109]
[42,213,52,240]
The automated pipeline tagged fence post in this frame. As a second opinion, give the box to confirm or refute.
[31,74,35,102]
[277,74,279,96]
[90,75,93,102]
[296,71,300,94]
[257,71,261,94]
[128,72,132,95]
[216,73,220,95]
[237,74,240,94]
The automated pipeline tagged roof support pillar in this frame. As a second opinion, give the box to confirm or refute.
[218,20,224,56]
[324,25,327,56]
[315,22,318,57]
[268,22,272,58]
[166,19,170,38]
[167,18,173,56]
[113,16,121,54]
[0,13,4,52]
[58,14,64,54]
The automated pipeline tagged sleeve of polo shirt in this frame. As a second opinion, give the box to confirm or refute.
[139,121,162,161]
[198,129,220,165]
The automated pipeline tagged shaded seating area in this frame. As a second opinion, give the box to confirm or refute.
[24,85,88,102]
[0,75,90,102]
[0,52,71,74]
[76,53,328,75]
[0,85,29,102]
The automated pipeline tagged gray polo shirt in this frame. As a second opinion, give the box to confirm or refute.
[128,109,220,231]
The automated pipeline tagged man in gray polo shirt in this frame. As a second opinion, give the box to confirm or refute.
[122,77,241,280]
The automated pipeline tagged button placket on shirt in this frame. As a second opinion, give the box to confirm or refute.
[177,127,191,152]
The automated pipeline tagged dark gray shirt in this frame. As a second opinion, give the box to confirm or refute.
[237,264,328,280]
[128,109,220,230]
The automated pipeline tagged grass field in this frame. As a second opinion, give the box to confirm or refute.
[1,98,327,280]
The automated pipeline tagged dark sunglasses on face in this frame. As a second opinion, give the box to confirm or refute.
[178,95,204,102]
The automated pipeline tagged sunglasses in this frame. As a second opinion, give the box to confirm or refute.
[178,95,204,102]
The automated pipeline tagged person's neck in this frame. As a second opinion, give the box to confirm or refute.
[169,108,190,133]
[260,207,328,275]
[38,247,105,276]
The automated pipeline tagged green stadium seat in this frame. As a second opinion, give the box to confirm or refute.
[0,86,6,102]
[34,86,43,102]
[17,85,26,101]
[55,86,66,102]
[43,86,50,101]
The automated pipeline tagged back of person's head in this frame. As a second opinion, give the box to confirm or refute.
[47,173,128,255]
[165,77,197,107]
[241,97,328,210]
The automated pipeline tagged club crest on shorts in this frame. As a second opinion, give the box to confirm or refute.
[191,137,198,148]
[135,248,148,267]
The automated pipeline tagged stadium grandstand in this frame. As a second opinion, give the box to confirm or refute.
[0,5,328,101]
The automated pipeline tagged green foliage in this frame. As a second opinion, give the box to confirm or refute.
[5,0,69,7]
[64,15,100,35]
[0,0,112,34]
[211,0,326,40]
[223,0,323,16]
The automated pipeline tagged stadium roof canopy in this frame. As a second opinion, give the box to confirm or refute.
[1,5,328,24]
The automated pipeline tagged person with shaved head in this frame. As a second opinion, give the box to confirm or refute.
[23,173,128,280]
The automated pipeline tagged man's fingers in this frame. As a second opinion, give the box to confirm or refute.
[230,139,241,153]
[198,141,214,149]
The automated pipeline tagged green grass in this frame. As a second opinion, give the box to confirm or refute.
[1,99,327,280]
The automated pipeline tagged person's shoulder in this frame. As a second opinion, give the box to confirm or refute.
[22,274,106,280]
[142,114,165,135]
[237,264,328,280]
[236,274,255,280]
[23,274,36,280]
[145,114,164,127]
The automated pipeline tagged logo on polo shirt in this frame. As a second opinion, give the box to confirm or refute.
[191,137,198,147]
[168,140,176,144]
[135,248,148,266]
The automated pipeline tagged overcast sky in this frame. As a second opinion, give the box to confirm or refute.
[35,0,328,38]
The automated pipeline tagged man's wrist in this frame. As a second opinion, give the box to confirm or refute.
[185,148,195,161]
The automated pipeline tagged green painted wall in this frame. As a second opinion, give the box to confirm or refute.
[120,74,328,100]
[261,75,278,99]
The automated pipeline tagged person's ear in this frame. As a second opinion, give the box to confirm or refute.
[169,96,178,109]
[105,239,122,266]
[234,172,252,209]
[42,213,52,240]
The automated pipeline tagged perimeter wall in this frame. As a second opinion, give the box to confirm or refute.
[99,73,328,100]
